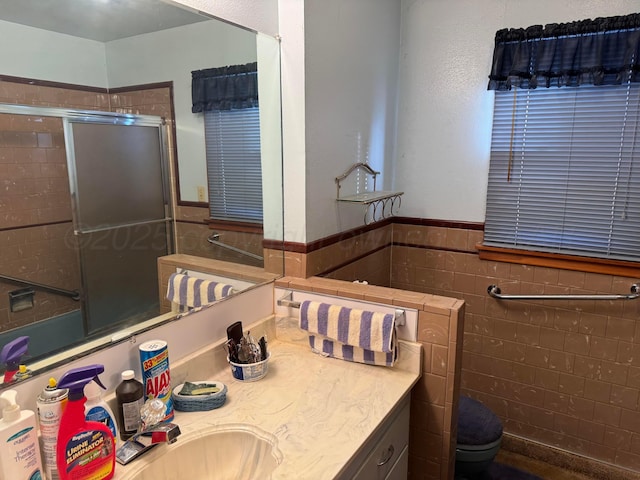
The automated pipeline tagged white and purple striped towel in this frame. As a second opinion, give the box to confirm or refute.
[166,273,234,312]
[299,300,397,367]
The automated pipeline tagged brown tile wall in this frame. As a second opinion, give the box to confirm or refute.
[390,223,640,475]
[0,86,93,331]
[174,205,265,268]
[109,87,173,119]
[275,275,465,480]
[323,246,391,287]
[0,80,109,110]
[283,223,392,278]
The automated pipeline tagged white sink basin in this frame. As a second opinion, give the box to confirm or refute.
[122,424,283,480]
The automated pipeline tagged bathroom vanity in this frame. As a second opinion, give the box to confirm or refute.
[113,315,421,480]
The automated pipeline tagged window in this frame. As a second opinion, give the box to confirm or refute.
[485,84,640,262]
[204,107,263,223]
[483,15,640,265]
[191,62,262,224]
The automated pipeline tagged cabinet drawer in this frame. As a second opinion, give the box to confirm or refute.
[352,398,410,480]
[385,444,409,480]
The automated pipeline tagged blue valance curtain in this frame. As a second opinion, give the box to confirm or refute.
[191,62,258,112]
[488,13,640,90]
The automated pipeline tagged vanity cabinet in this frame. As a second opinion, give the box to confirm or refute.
[341,394,410,480]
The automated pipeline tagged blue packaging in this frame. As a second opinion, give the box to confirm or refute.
[139,340,174,422]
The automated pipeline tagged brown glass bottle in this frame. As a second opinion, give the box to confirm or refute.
[115,370,144,440]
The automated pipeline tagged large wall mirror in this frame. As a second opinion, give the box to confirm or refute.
[0,0,283,384]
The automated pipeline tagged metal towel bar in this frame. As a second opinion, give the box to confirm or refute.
[277,291,406,326]
[207,233,263,261]
[487,284,639,301]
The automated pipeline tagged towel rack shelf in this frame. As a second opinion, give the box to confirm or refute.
[335,162,403,225]
[487,284,639,301]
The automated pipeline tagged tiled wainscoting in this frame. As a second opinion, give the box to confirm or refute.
[283,218,640,479]
[173,204,269,268]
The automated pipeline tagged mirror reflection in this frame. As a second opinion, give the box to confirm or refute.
[0,0,283,382]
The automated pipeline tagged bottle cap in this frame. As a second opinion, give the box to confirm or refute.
[121,370,135,381]
[0,390,20,423]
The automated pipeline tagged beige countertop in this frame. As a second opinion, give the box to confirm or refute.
[114,316,422,480]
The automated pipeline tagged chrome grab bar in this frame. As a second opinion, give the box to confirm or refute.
[487,284,639,301]
[0,273,81,300]
[207,233,263,261]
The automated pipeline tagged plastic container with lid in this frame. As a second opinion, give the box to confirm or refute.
[115,370,144,440]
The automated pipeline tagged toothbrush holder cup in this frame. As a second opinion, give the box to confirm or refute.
[227,353,270,382]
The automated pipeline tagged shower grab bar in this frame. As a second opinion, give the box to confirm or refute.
[0,273,81,301]
[487,284,639,301]
[276,291,406,326]
[207,233,263,261]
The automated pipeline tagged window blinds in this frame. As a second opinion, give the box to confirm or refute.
[484,84,640,261]
[205,107,263,223]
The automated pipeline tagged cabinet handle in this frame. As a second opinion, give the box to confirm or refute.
[377,445,395,467]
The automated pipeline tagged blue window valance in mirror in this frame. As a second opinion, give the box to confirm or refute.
[191,62,258,112]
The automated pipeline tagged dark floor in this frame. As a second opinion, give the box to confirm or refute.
[496,450,596,480]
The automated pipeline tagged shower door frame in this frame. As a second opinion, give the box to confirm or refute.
[0,103,175,341]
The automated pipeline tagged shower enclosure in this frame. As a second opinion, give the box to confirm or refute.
[0,104,173,359]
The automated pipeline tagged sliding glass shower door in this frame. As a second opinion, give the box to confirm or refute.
[65,117,173,335]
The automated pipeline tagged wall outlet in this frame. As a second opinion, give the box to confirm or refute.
[197,186,206,202]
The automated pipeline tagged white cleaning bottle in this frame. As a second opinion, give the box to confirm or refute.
[85,380,119,443]
[0,389,44,480]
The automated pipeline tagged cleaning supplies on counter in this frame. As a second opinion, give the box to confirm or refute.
[56,364,116,480]
[0,389,44,480]
[139,340,174,422]
[37,377,68,480]
[115,370,144,440]
[0,336,29,383]
[84,380,118,441]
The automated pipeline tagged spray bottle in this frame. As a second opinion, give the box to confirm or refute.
[56,364,116,480]
[0,389,44,480]
[84,380,118,442]
[0,336,29,383]
[37,377,68,480]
